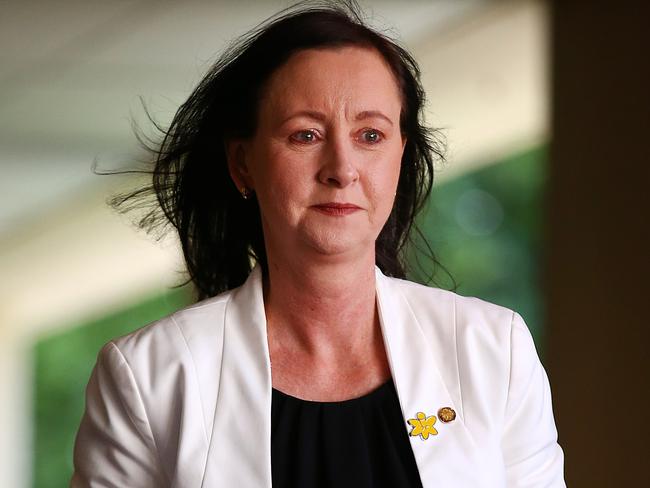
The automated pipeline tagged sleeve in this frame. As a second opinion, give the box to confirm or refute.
[501,312,566,487]
[70,342,167,487]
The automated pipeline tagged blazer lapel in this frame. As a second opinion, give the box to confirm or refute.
[375,268,485,487]
[201,266,273,487]
[201,266,485,487]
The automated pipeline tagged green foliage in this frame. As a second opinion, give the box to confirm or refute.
[409,147,547,346]
[32,286,193,488]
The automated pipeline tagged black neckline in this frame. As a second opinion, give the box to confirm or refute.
[272,377,394,405]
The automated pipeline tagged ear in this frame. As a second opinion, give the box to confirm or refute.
[225,139,254,193]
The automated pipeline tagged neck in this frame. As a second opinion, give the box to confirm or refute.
[263,249,378,360]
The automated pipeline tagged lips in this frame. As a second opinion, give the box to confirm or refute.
[311,202,362,216]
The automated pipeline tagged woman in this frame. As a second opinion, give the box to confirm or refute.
[72,2,564,487]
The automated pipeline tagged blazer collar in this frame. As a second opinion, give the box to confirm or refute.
[374,268,483,486]
[202,265,482,487]
[201,264,272,487]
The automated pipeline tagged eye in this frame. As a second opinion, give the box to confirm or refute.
[359,128,383,144]
[290,129,320,144]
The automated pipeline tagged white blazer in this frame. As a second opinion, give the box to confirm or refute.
[71,266,565,487]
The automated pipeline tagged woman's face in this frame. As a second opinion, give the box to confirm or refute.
[229,46,405,262]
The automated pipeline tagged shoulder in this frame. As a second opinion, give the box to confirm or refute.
[78,291,237,484]
[109,290,234,365]
[384,275,521,342]
[384,275,547,427]
[91,290,236,420]
[382,276,540,394]
[89,289,237,450]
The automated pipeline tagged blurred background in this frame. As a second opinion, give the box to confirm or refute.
[1,0,647,486]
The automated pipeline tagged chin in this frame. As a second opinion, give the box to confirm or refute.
[302,228,374,257]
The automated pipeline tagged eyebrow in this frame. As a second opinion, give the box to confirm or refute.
[279,110,394,127]
[355,110,394,127]
[280,110,327,125]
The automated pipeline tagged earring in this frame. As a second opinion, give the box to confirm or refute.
[240,187,253,200]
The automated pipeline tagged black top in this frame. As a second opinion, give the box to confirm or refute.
[270,378,423,487]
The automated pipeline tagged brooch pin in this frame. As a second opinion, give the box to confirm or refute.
[437,407,456,423]
[407,407,456,440]
[407,412,438,440]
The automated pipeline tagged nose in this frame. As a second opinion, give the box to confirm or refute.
[317,135,359,188]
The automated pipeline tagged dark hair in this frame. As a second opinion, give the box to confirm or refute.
[108,0,446,300]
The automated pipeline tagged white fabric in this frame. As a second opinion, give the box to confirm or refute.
[71,266,565,487]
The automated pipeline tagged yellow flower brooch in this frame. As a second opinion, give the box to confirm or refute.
[407,407,456,440]
[407,412,438,440]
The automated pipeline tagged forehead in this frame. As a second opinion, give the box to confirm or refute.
[259,46,402,117]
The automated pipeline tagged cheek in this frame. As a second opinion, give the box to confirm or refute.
[369,150,402,209]
[251,145,311,213]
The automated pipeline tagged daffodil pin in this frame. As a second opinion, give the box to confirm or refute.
[407,411,438,440]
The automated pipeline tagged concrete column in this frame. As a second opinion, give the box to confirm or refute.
[547,1,650,485]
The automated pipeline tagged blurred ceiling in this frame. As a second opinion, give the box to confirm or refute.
[0,0,486,238]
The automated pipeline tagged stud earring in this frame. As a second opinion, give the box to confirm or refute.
[240,187,253,200]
